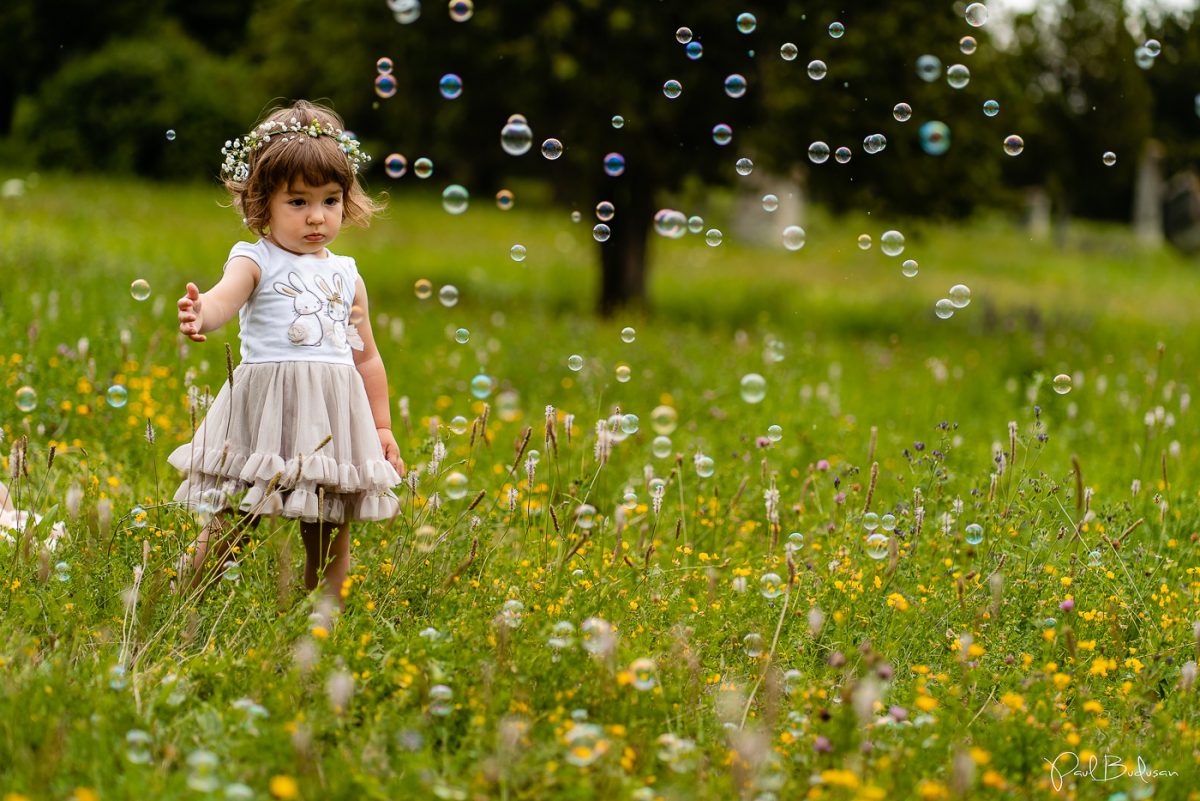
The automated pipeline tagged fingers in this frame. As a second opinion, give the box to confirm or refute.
[187,282,200,300]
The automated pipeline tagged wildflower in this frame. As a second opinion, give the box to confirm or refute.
[269,775,300,800]
[888,705,908,722]
[506,487,519,513]
[816,459,830,471]
[812,735,833,753]
[1059,599,1075,612]
[594,421,612,464]
[1182,660,1197,691]
[886,593,910,612]
[763,481,779,527]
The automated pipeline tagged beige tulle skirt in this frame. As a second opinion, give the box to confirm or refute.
[168,361,402,524]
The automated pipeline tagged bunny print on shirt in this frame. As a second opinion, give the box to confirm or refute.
[274,271,326,347]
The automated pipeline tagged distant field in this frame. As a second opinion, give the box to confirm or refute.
[1,174,1197,800]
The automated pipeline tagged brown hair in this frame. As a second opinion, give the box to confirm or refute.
[225,100,383,236]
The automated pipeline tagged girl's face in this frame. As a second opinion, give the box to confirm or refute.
[265,178,344,257]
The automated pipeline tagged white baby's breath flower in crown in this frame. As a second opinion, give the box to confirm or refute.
[220,117,371,181]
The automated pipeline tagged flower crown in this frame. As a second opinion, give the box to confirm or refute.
[220,117,371,182]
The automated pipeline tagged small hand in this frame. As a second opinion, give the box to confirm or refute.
[177,282,206,342]
[377,427,406,476]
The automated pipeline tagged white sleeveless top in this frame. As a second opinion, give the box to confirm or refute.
[224,239,362,365]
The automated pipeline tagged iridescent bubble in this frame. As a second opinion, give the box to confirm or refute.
[834,146,852,163]
[865,533,889,560]
[881,514,897,531]
[470,373,493,398]
[1145,38,1162,57]
[1087,549,1102,566]
[499,598,523,628]
[651,405,678,434]
[593,224,611,242]
[1052,374,1073,394]
[542,139,564,160]
[454,328,470,344]
[391,0,420,24]
[946,63,970,89]
[1103,151,1117,166]
[1134,46,1154,69]
[564,723,607,767]
[495,189,514,210]
[828,21,845,38]
[108,664,128,690]
[510,244,527,262]
[629,658,657,690]
[686,41,703,60]
[106,384,128,408]
[863,133,887,154]
[857,233,872,250]
[615,364,632,382]
[414,157,434,178]
[54,561,70,582]
[934,298,955,319]
[782,225,806,251]
[442,184,469,214]
[675,27,693,44]
[743,633,765,658]
[694,454,715,477]
[964,523,984,545]
[916,54,942,82]
[901,259,919,278]
[780,42,798,61]
[604,152,625,177]
[808,141,830,164]
[762,194,779,212]
[376,56,394,74]
[448,0,473,22]
[948,284,971,308]
[759,572,784,599]
[130,505,147,529]
[385,153,408,178]
[705,229,723,247]
[611,115,625,129]
[807,60,827,80]
[438,284,459,306]
[687,215,704,233]
[575,504,597,530]
[375,73,398,98]
[571,210,582,223]
[656,734,698,773]
[735,157,754,176]
[983,99,1000,117]
[654,209,688,238]
[880,230,905,257]
[740,373,767,403]
[221,559,241,582]
[439,73,463,99]
[429,684,454,716]
[724,74,747,98]
[663,79,683,99]
[620,326,636,343]
[736,12,757,33]
[965,2,989,27]
[130,279,151,301]
[620,413,640,434]
[863,512,880,531]
[652,436,672,459]
[919,120,951,155]
[893,103,912,122]
[712,123,733,146]
[960,36,977,55]
[548,620,575,650]
[1003,135,1024,156]
[500,117,533,156]
[414,279,433,299]
[567,354,584,371]
[165,129,176,142]
[763,425,782,444]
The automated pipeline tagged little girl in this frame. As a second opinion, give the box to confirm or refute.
[172,99,404,608]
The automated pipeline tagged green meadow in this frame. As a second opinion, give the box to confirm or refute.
[1,174,1197,800]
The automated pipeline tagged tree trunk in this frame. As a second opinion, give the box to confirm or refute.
[597,170,654,317]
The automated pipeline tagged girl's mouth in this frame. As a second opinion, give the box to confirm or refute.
[304,234,324,241]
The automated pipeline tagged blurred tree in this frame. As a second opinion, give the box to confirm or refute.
[1142,8,1200,175]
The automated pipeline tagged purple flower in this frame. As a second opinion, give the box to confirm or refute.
[813,735,833,753]
[1059,599,1075,612]
[888,705,908,722]
[834,492,846,505]
[816,459,830,471]
[756,436,770,448]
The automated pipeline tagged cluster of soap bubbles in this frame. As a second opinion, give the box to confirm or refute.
[413,279,460,308]
[375,55,397,98]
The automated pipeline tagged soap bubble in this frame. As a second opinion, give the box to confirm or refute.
[1088,549,1102,566]
[453,329,470,346]
[429,684,454,716]
[656,734,698,773]
[652,436,672,458]
[604,152,625,177]
[863,512,880,531]
[615,364,632,383]
[808,141,830,164]
[564,723,608,767]
[108,664,128,690]
[735,158,754,176]
[688,215,704,233]
[414,279,433,299]
[651,405,678,434]
[54,561,70,582]
[595,201,615,221]
[767,424,782,441]
[1052,374,1073,394]
[780,42,798,61]
[762,194,779,212]
[807,60,827,81]
[1145,38,1161,57]
[414,157,434,178]
[893,103,912,122]
[663,79,683,99]
[654,209,688,238]
[448,0,473,22]
[566,354,584,371]
[828,21,845,38]
[919,121,951,155]
[500,117,533,156]
[130,505,148,529]
[385,153,408,178]
[593,224,611,242]
[960,35,977,55]
[620,326,636,343]
[571,211,582,223]
[130,279,151,301]
[694,454,715,477]
[611,115,624,129]
[575,504,597,530]
[391,0,420,23]
[438,284,459,306]
[863,133,887,154]
[510,244,527,262]
[221,559,241,582]
[934,299,955,319]
[712,123,733,146]
[1134,46,1154,69]
[705,229,723,247]
[499,598,524,628]
[104,384,129,408]
[901,259,919,278]
[620,414,640,435]
[542,139,564,160]
[964,523,984,545]
[881,514,897,531]
[948,284,971,308]
[449,413,468,432]
[375,73,398,98]
[439,73,463,99]
[724,74,748,98]
[880,230,905,256]
[686,41,703,60]
[760,572,784,598]
[965,2,989,27]
[743,633,765,658]
[983,99,1000,117]
[865,533,889,560]
[676,26,693,44]
[495,189,514,210]
[782,226,806,251]
[1102,151,1117,166]
[548,620,575,651]
[857,234,872,250]
[835,146,852,163]
[916,54,942,82]
[736,12,757,33]
[165,129,176,142]
[376,56,394,74]
[469,373,493,398]
[441,184,469,214]
[443,472,468,500]
[740,373,767,403]
[1003,135,1025,156]
[946,64,970,89]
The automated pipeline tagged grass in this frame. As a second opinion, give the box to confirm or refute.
[0,173,1198,800]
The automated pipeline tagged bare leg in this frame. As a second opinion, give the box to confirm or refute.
[300,518,351,610]
[184,510,258,592]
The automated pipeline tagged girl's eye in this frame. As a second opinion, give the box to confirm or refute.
[325,197,342,206]
[288,199,305,206]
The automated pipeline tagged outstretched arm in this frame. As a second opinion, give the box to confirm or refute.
[177,257,260,342]
[351,276,405,476]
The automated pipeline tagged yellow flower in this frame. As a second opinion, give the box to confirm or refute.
[999,692,1026,712]
[917,780,949,799]
[310,626,329,640]
[820,769,860,788]
[6,794,32,801]
[1082,700,1103,714]
[73,791,99,801]
[969,747,991,765]
[1089,657,1117,677]
[915,695,938,712]
[1053,672,1072,690]
[269,775,300,799]
[886,592,910,611]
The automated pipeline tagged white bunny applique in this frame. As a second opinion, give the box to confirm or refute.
[315,273,365,351]
[273,271,326,346]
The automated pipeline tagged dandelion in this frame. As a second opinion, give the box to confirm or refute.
[269,775,299,800]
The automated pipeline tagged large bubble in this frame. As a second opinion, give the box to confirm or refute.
[500,115,533,156]
[919,121,951,156]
